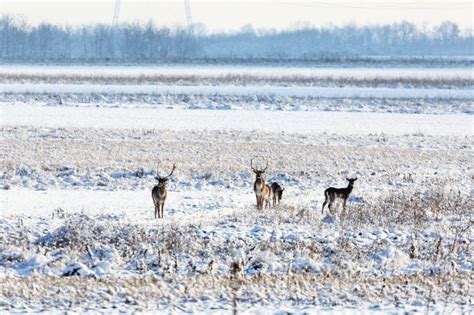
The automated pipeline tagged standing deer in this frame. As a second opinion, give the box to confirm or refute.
[271,182,285,206]
[152,163,176,219]
[322,177,358,214]
[251,158,272,210]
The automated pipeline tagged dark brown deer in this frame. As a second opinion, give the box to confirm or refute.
[152,163,176,219]
[322,177,357,214]
[271,182,284,206]
[251,158,272,210]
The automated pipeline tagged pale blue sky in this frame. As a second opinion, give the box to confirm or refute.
[1,0,472,32]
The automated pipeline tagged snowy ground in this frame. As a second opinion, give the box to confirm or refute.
[0,64,473,313]
[2,83,473,100]
[2,104,473,135]
[1,65,472,85]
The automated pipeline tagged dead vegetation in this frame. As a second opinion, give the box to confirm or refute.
[343,189,472,229]
[0,272,471,312]
[1,72,473,89]
[1,181,472,312]
[1,107,472,312]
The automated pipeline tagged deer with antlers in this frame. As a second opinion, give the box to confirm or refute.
[251,158,272,210]
[152,163,176,219]
[322,177,358,214]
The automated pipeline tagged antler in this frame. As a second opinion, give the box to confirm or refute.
[164,163,176,178]
[250,158,258,172]
[262,160,268,172]
[251,157,268,172]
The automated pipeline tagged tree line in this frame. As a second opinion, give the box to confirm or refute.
[1,15,472,63]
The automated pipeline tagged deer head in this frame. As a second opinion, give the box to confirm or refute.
[251,158,268,181]
[155,163,176,187]
[346,177,358,185]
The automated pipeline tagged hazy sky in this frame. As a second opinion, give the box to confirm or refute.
[1,0,472,32]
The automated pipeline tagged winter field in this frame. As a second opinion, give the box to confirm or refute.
[0,64,473,313]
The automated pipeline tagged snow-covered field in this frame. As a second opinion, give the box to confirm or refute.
[1,64,473,114]
[2,83,474,99]
[1,64,473,313]
[2,64,472,78]
[2,104,472,135]
[1,65,472,87]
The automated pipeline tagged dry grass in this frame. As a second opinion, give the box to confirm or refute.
[0,272,471,312]
[343,189,472,229]
[1,121,472,311]
[1,188,471,312]
[2,126,472,193]
[1,72,473,88]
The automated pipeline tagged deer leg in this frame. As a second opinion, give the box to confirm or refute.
[155,206,158,219]
[322,199,327,213]
[322,191,329,214]
[328,195,337,214]
[343,198,347,210]
[161,202,164,218]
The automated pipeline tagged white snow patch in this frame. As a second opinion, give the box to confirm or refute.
[1,64,472,80]
[2,104,472,136]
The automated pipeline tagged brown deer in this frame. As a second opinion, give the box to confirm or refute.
[152,163,176,219]
[251,158,272,210]
[271,182,285,206]
[322,177,357,214]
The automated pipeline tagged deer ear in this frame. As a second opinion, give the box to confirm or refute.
[354,177,358,181]
[346,177,350,181]
[155,176,160,180]
[282,188,285,191]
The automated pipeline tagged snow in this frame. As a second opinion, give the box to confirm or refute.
[2,103,472,136]
[2,83,473,99]
[1,64,473,313]
[1,64,472,80]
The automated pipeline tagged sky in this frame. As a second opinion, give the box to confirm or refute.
[1,0,472,32]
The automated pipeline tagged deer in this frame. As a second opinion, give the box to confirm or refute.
[152,163,176,219]
[251,158,272,210]
[321,177,358,214]
[271,182,285,206]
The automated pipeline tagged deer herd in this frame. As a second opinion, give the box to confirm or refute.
[152,158,357,219]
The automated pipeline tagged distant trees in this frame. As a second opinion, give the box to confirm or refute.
[0,15,472,63]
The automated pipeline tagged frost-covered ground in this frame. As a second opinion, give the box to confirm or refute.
[3,93,473,114]
[2,64,472,78]
[2,104,472,135]
[1,65,472,88]
[1,64,473,114]
[2,83,474,100]
[0,64,473,313]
